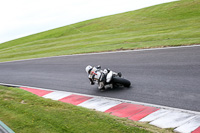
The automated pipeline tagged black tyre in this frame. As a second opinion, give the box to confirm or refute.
[112,77,131,87]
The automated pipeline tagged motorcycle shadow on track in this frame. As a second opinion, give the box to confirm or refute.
[93,85,133,92]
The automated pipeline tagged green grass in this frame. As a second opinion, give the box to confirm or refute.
[0,0,199,62]
[0,86,175,133]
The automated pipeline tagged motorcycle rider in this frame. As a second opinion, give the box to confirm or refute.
[85,65,121,90]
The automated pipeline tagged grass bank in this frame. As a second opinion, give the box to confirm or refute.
[0,86,174,133]
[0,0,199,62]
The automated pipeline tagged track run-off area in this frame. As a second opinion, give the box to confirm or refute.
[0,45,200,112]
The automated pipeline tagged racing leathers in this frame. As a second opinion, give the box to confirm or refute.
[87,66,109,90]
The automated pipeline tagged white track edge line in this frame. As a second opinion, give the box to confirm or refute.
[1,82,200,115]
[0,44,200,64]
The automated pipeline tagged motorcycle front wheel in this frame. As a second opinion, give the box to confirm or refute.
[112,77,131,87]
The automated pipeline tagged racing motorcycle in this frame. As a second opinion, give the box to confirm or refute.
[86,65,131,90]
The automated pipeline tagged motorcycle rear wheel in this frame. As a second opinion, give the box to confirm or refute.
[112,77,131,87]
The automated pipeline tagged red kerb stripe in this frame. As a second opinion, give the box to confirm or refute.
[105,103,150,118]
[129,106,159,121]
[105,103,130,113]
[20,87,53,97]
[59,94,92,105]
[192,126,200,133]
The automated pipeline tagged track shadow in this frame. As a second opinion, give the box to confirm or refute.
[98,85,133,92]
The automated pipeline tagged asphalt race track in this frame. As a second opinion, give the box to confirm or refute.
[0,45,200,112]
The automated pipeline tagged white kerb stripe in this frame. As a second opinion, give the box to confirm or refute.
[43,91,72,100]
[78,97,121,112]
[150,111,196,128]
[140,109,172,122]
[174,115,200,133]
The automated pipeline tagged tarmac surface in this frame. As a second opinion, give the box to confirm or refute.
[0,45,200,112]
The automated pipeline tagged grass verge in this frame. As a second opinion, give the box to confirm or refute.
[0,0,199,62]
[0,86,174,133]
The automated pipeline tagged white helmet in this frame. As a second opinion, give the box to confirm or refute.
[85,65,92,74]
